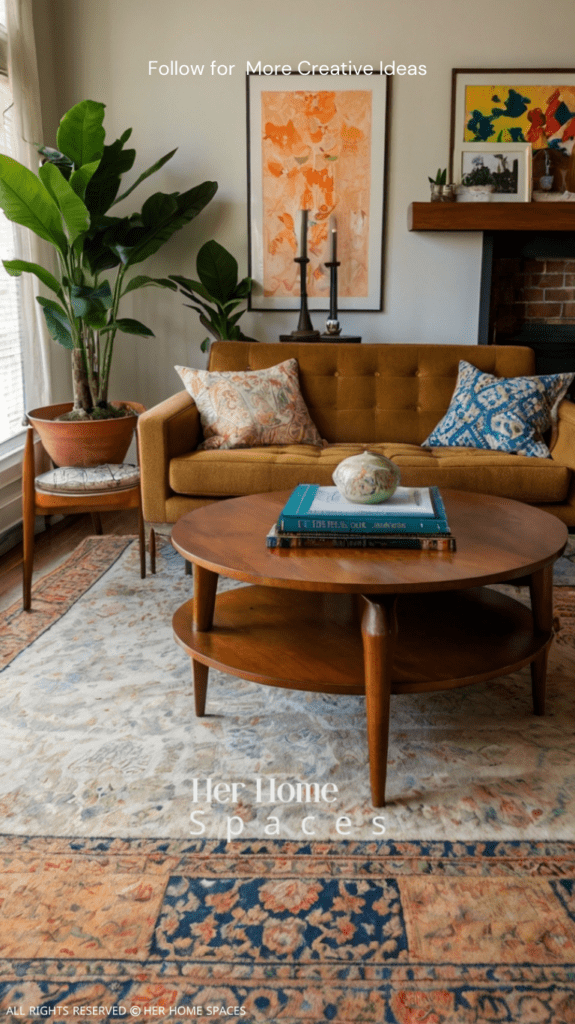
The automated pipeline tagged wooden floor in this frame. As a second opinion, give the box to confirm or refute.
[0,510,140,611]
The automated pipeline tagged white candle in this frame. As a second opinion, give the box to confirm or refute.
[330,216,337,262]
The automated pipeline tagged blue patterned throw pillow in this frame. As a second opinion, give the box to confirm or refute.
[422,360,574,457]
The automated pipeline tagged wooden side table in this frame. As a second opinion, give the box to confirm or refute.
[22,425,146,611]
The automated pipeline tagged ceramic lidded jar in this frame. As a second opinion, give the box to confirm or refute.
[333,450,401,504]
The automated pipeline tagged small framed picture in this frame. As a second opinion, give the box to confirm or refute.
[454,142,532,202]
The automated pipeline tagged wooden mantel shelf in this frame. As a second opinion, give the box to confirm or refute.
[408,202,575,232]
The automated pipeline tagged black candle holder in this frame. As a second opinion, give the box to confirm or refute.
[324,259,342,336]
[288,256,320,340]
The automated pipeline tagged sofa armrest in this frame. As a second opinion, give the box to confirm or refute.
[138,390,201,522]
[550,398,575,472]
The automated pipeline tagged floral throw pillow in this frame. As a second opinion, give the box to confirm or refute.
[175,358,323,450]
[422,360,574,458]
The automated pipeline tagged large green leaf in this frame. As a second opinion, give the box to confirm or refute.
[56,100,106,168]
[83,215,125,274]
[0,154,67,254]
[111,318,155,337]
[36,297,74,349]
[69,160,100,200]
[3,259,63,300]
[84,135,136,217]
[122,180,218,268]
[169,274,213,303]
[70,282,113,327]
[113,148,177,206]
[39,161,90,244]
[235,276,253,299]
[122,275,177,296]
[197,239,238,303]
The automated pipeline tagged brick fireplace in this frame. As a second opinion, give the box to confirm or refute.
[479,231,575,393]
[489,256,575,339]
[408,203,575,389]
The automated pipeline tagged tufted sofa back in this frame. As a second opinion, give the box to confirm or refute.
[208,342,536,445]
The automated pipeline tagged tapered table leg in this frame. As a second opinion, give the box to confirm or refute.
[190,564,219,715]
[529,563,554,716]
[192,661,209,716]
[360,594,398,807]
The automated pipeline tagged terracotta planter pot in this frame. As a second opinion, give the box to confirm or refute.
[27,401,145,468]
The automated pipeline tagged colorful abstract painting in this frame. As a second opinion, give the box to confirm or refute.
[450,70,575,184]
[248,74,387,311]
[464,84,575,152]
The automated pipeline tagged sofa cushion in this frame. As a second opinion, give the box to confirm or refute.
[175,359,323,450]
[169,441,570,504]
[423,360,574,457]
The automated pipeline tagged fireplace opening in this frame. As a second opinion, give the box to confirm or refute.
[480,232,575,395]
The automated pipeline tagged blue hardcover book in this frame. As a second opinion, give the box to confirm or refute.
[278,484,450,534]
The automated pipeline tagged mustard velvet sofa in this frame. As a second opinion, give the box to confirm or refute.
[138,342,575,539]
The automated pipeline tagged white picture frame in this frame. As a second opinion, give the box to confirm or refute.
[454,142,532,202]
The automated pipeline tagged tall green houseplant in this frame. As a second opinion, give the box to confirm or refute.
[0,100,217,417]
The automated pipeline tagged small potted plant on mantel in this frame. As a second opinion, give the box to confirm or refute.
[0,100,217,466]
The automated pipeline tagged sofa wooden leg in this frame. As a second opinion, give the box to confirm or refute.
[149,527,156,575]
[91,512,103,534]
[138,503,146,579]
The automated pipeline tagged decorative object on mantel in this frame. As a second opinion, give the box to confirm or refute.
[533,190,575,201]
[450,69,575,194]
[456,185,495,203]
[332,450,401,504]
[429,167,446,201]
[539,151,554,191]
[247,70,388,312]
[428,168,456,202]
[454,143,532,202]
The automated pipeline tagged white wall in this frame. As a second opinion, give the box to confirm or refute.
[35,0,575,410]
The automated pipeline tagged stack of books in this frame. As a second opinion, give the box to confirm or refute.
[267,484,455,550]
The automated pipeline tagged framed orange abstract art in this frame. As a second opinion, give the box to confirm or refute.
[247,71,389,311]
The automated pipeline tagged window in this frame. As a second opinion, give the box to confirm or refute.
[0,0,26,445]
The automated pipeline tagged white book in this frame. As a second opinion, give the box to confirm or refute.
[307,485,436,517]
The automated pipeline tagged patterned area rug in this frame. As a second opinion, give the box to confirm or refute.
[0,835,574,1022]
[1,537,575,1020]
[0,535,574,840]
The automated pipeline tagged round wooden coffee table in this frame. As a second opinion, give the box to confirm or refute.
[171,489,567,806]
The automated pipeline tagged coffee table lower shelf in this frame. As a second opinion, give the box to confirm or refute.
[172,584,551,806]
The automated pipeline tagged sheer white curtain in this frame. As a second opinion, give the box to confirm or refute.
[6,0,52,409]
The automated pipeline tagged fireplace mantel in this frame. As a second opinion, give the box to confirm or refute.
[408,202,575,232]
